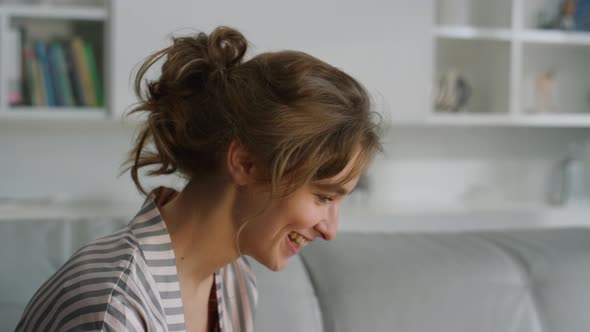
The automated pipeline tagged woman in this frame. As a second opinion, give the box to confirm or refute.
[16,26,381,332]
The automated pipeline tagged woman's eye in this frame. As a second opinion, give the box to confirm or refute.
[315,194,334,203]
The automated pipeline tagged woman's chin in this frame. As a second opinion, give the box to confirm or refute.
[256,255,289,272]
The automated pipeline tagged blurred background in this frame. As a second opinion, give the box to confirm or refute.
[2,0,590,331]
[1,0,589,230]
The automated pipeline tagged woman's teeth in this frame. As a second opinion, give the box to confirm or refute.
[289,232,308,247]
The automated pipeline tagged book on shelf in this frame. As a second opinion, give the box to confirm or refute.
[51,43,75,107]
[15,31,103,110]
[35,41,56,107]
[84,41,104,107]
[7,26,23,106]
[63,40,85,106]
[71,37,94,106]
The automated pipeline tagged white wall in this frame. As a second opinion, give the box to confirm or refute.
[1,0,589,218]
[109,0,433,121]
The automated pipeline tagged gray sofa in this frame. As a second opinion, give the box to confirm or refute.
[2,217,590,332]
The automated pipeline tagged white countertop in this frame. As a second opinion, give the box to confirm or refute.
[339,199,590,232]
[1,197,588,233]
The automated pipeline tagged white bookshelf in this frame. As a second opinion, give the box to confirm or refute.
[435,26,512,41]
[433,0,590,127]
[0,108,107,119]
[427,113,590,127]
[1,4,107,21]
[0,3,110,121]
[520,29,590,45]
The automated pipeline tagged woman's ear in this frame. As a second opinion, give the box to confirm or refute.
[226,140,258,186]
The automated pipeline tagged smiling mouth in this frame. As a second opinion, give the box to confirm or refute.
[288,231,309,248]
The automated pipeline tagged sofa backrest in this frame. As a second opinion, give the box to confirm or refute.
[300,229,590,332]
[3,218,590,332]
[300,232,544,332]
[250,258,323,332]
[476,228,590,332]
[0,218,128,331]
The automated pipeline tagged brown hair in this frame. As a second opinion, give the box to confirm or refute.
[121,26,382,197]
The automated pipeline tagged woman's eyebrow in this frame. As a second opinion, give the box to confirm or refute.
[314,183,350,195]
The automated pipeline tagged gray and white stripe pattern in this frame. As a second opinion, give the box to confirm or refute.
[16,186,258,332]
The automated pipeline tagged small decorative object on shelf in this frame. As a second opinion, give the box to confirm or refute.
[561,0,576,30]
[534,68,557,113]
[538,0,590,31]
[434,69,471,112]
[547,142,587,206]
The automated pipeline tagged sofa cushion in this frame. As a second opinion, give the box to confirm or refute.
[479,228,590,332]
[251,257,323,332]
[301,232,542,332]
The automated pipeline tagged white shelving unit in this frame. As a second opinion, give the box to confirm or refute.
[1,4,107,20]
[0,3,110,122]
[433,0,590,127]
[434,26,512,41]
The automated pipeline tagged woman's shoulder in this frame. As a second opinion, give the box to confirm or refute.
[15,227,149,331]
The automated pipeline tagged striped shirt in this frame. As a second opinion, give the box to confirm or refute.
[16,186,258,332]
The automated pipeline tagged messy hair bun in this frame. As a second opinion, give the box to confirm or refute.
[207,27,247,73]
[122,26,249,195]
[122,26,381,197]
[145,26,247,101]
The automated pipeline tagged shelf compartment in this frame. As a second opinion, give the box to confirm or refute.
[523,0,584,30]
[435,38,511,114]
[4,11,106,111]
[521,43,590,115]
[436,0,512,28]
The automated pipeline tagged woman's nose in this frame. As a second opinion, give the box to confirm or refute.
[316,205,339,241]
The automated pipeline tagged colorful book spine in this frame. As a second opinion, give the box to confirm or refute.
[64,42,84,106]
[34,41,56,106]
[46,44,63,106]
[83,41,103,107]
[71,37,95,106]
[19,28,30,106]
[33,52,47,106]
[23,44,39,106]
[52,43,75,107]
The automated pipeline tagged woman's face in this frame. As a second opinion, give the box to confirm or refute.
[238,159,361,271]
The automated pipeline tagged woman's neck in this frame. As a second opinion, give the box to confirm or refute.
[159,179,240,287]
